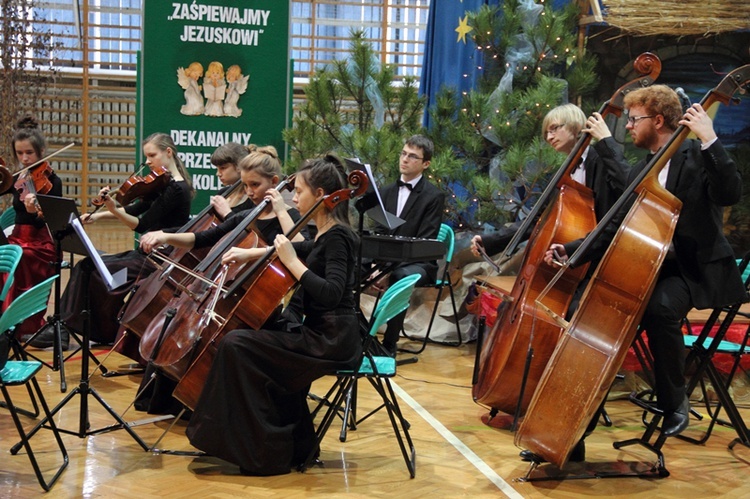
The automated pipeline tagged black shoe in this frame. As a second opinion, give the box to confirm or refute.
[28,329,69,350]
[519,440,585,463]
[661,397,690,437]
[381,341,397,358]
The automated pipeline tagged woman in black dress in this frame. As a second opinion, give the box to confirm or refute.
[186,154,362,476]
[44,133,193,348]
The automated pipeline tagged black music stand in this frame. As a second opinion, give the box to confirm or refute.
[12,214,149,451]
[22,194,107,392]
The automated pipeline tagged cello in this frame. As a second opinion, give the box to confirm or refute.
[118,179,247,337]
[515,65,750,468]
[472,53,661,417]
[136,175,296,379]
[172,170,368,410]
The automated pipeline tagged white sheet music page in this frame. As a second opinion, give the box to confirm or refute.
[69,214,128,290]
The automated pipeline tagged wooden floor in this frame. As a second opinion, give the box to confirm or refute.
[2,222,750,498]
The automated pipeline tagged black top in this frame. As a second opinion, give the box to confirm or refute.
[289,224,358,326]
[12,171,63,228]
[125,179,192,233]
[193,207,303,249]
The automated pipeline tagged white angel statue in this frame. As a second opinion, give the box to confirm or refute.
[203,61,226,117]
[177,62,204,116]
[223,65,249,117]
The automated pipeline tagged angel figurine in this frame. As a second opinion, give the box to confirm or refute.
[177,62,204,115]
[223,64,249,117]
[203,61,226,117]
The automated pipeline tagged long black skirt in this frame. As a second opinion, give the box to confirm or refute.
[186,312,361,475]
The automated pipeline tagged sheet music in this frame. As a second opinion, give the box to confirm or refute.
[69,214,127,290]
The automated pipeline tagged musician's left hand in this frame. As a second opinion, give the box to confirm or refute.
[210,195,232,220]
[266,189,286,215]
[584,112,612,141]
[679,103,717,144]
[274,234,297,266]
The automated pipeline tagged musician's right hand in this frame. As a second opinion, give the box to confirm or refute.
[80,212,95,224]
[545,243,568,267]
[470,235,484,257]
[139,230,166,253]
[222,246,253,266]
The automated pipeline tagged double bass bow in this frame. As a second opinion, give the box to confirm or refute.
[516,64,750,469]
[172,170,368,410]
[472,53,662,419]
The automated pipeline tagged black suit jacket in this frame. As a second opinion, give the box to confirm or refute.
[377,176,445,279]
[567,139,745,310]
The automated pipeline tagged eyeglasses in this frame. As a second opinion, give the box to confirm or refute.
[400,150,423,161]
[546,123,566,135]
[626,115,654,126]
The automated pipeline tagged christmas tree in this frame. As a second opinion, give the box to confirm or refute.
[425,0,599,231]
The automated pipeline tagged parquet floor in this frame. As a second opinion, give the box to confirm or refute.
[2,221,750,498]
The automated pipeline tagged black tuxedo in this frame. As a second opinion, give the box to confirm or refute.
[375,176,445,351]
[378,175,446,279]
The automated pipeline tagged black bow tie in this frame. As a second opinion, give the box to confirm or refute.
[397,180,413,191]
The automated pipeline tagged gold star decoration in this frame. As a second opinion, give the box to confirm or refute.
[455,15,473,44]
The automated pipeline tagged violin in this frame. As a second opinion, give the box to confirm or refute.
[13,162,54,218]
[91,163,171,208]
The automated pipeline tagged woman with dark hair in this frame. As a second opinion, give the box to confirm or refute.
[186,154,362,476]
[1,115,63,341]
[208,141,255,218]
[41,133,193,348]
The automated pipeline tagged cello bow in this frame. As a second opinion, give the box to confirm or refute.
[517,64,750,469]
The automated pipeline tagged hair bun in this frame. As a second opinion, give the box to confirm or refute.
[16,115,40,130]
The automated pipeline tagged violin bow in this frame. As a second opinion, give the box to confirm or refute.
[12,142,75,177]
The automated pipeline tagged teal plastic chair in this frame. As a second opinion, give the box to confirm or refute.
[0,275,68,491]
[0,206,16,232]
[0,244,24,303]
[302,274,420,477]
[401,223,462,354]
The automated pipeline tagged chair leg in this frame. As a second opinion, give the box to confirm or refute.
[300,375,356,473]
[3,378,69,491]
[400,285,446,355]
[367,375,416,478]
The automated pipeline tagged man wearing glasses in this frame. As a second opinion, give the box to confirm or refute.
[375,135,445,356]
[546,84,744,437]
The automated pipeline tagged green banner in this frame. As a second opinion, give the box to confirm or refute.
[140,1,290,213]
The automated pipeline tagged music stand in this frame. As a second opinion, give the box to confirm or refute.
[22,195,106,392]
[11,214,149,451]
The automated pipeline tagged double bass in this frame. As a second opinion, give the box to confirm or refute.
[516,64,750,468]
[172,170,368,410]
[472,53,661,417]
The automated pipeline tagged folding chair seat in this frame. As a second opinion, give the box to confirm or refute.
[0,244,41,418]
[401,223,461,354]
[302,274,420,477]
[0,276,68,491]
